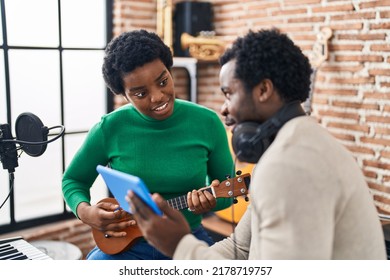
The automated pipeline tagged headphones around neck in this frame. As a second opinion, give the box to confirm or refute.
[231,101,306,164]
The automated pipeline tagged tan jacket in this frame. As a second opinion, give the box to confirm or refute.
[174,117,386,260]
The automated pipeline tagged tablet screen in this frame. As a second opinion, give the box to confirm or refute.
[96,165,163,216]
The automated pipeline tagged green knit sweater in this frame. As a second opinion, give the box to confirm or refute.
[62,99,234,229]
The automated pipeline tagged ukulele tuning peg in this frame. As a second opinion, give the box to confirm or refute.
[245,196,249,202]
[233,198,238,204]
[236,170,242,176]
[225,174,231,179]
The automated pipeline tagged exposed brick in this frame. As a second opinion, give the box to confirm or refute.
[312,3,354,13]
[329,76,376,85]
[360,0,390,9]
[369,68,390,76]
[279,25,313,33]
[347,145,376,156]
[271,8,308,16]
[381,82,390,88]
[371,44,390,51]
[318,109,360,120]
[360,137,390,147]
[327,122,370,133]
[362,168,379,178]
[365,115,390,124]
[335,55,383,63]
[284,0,321,5]
[329,22,364,31]
[374,195,390,205]
[329,44,364,51]
[328,131,356,142]
[330,11,376,21]
[292,34,317,41]
[315,88,358,96]
[363,91,390,100]
[371,22,390,29]
[381,150,390,159]
[370,182,390,194]
[376,205,390,215]
[338,33,387,41]
[321,64,364,73]
[375,126,390,135]
[364,160,390,170]
[380,10,390,18]
[287,16,326,23]
[331,100,380,111]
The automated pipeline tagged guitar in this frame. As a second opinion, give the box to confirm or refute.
[303,27,333,115]
[92,172,251,255]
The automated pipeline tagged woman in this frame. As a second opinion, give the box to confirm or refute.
[62,30,234,260]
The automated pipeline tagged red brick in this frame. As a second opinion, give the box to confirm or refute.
[315,88,358,96]
[365,115,390,124]
[371,44,390,51]
[329,131,356,142]
[335,55,383,62]
[327,122,371,133]
[321,64,364,73]
[332,100,379,111]
[329,76,376,84]
[369,69,390,76]
[330,44,364,51]
[360,137,390,146]
[362,168,379,178]
[371,22,390,29]
[338,33,387,40]
[312,3,354,13]
[330,12,376,21]
[360,0,390,9]
[287,16,326,23]
[285,0,321,5]
[271,8,308,17]
[363,91,390,100]
[318,109,360,120]
[375,126,390,135]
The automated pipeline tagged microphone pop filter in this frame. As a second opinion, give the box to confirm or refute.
[15,112,48,157]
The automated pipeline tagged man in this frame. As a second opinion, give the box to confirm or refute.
[127,29,386,259]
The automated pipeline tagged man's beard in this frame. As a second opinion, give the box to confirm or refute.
[224,116,236,126]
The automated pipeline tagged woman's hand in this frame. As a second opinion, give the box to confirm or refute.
[187,179,220,215]
[77,201,136,237]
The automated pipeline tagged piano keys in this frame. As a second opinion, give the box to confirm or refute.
[0,236,52,260]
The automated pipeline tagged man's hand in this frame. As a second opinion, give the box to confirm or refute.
[126,191,191,257]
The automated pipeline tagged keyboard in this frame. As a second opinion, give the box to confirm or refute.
[0,236,52,260]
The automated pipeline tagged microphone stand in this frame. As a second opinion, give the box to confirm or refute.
[0,116,65,210]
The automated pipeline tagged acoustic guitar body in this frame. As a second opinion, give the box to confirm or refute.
[91,197,143,255]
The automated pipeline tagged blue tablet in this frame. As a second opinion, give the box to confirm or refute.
[96,165,162,216]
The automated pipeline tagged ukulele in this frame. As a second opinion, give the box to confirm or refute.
[92,172,251,255]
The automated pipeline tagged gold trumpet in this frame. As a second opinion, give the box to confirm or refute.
[181,32,225,61]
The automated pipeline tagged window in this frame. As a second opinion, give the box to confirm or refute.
[0,0,113,233]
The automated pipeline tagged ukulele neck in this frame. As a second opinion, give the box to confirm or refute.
[166,187,213,210]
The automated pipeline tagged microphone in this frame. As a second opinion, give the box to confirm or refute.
[0,123,18,173]
[0,112,65,173]
[15,112,49,157]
